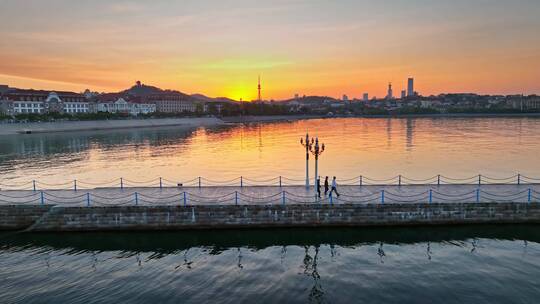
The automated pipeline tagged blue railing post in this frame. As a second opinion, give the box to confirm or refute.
[329,193,333,205]
[279,176,282,187]
[120,178,124,190]
[476,189,480,203]
[359,175,363,187]
[74,180,77,191]
[159,177,163,189]
[135,192,138,205]
[478,174,481,186]
[86,193,90,207]
[528,188,532,203]
[282,191,286,205]
[198,177,201,189]
[518,174,521,185]
[437,175,440,186]
[398,175,402,186]
[235,191,238,205]
[429,189,433,204]
[240,176,243,188]
[381,190,385,204]
[40,191,44,205]
[33,180,36,192]
[183,191,187,207]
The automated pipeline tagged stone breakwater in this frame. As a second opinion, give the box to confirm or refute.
[1,203,539,232]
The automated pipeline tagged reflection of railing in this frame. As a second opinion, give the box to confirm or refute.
[0,188,539,206]
[1,174,539,191]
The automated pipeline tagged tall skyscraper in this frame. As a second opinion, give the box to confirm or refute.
[407,78,414,97]
[363,93,369,102]
[387,83,393,99]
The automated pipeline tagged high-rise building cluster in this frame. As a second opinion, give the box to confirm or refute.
[359,77,416,102]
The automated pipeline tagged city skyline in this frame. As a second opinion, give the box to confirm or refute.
[1,0,540,100]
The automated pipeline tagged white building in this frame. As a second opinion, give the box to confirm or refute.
[61,93,90,114]
[97,98,156,116]
[2,90,89,114]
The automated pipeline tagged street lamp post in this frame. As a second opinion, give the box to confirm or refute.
[309,138,325,188]
[300,133,312,189]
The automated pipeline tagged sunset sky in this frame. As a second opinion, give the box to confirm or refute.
[1,0,539,100]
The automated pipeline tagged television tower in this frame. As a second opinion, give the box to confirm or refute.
[257,75,261,102]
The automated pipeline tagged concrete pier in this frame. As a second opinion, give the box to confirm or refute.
[0,185,538,206]
[0,185,539,232]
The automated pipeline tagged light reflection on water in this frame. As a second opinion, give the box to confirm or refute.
[1,117,540,184]
[1,226,540,303]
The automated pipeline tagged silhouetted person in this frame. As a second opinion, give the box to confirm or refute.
[316,177,321,198]
[324,176,329,196]
[329,176,340,198]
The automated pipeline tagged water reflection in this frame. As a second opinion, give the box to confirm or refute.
[1,225,539,254]
[1,225,539,303]
[405,118,415,151]
[2,117,540,184]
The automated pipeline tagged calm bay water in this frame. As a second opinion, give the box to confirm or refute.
[1,117,540,185]
[1,226,540,303]
[2,118,540,303]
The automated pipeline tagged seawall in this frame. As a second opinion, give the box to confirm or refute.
[0,117,224,135]
[1,203,539,232]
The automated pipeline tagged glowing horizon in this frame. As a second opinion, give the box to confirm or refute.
[1,0,540,100]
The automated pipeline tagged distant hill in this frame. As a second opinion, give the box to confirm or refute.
[191,93,237,103]
[119,81,193,99]
[116,81,236,103]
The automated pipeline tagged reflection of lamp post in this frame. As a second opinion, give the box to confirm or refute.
[300,133,312,189]
[309,137,325,189]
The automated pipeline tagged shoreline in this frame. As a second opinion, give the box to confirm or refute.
[221,114,326,123]
[353,112,540,119]
[0,117,225,136]
[1,112,539,136]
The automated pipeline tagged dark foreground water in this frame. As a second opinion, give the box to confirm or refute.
[1,226,540,303]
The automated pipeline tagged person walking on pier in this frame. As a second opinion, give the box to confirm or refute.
[324,176,329,196]
[329,176,340,198]
[316,177,321,198]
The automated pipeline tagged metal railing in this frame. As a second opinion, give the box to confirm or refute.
[0,188,539,206]
[1,174,539,191]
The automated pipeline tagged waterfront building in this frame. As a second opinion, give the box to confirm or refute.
[148,94,204,113]
[524,97,540,109]
[401,90,406,99]
[508,95,540,110]
[97,97,156,116]
[342,94,349,102]
[0,84,9,94]
[407,78,414,97]
[1,89,88,114]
